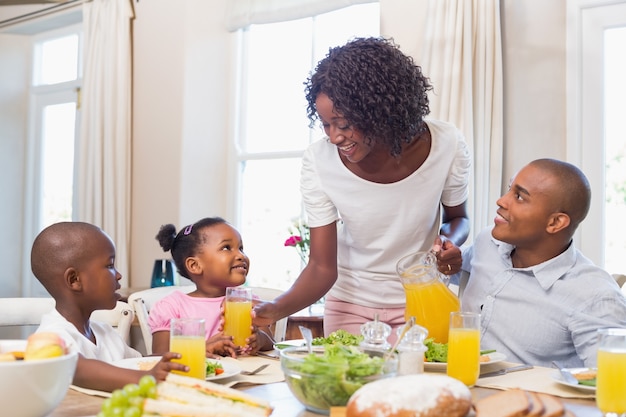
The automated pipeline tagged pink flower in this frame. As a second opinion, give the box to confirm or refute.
[284,235,302,247]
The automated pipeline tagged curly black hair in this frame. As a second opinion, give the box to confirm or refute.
[155,217,227,280]
[304,37,433,157]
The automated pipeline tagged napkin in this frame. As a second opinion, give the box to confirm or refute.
[473,361,596,399]
[70,385,112,398]
[70,354,284,395]
[219,354,284,388]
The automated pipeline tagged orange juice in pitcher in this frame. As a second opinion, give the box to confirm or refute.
[396,251,460,343]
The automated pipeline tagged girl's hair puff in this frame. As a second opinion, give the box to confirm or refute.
[155,217,227,279]
[304,37,433,157]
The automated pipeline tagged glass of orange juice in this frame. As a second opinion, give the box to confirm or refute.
[224,287,253,347]
[597,328,626,416]
[447,311,481,387]
[170,317,206,379]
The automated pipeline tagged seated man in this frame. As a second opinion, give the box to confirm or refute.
[459,158,626,368]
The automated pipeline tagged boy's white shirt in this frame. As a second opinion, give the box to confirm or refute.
[37,308,141,362]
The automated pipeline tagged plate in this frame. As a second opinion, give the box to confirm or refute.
[424,351,507,371]
[113,356,241,380]
[273,339,306,350]
[551,368,596,393]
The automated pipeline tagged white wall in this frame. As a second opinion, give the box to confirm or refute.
[0,32,29,297]
[500,0,566,181]
[130,0,235,287]
[381,0,566,191]
[0,0,569,294]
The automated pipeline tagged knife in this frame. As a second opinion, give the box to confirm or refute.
[479,364,534,378]
[551,361,579,385]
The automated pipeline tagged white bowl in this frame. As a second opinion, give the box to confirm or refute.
[0,339,78,417]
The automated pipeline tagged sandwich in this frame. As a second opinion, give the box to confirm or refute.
[141,373,272,417]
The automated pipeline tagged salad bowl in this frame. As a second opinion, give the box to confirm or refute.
[280,345,398,415]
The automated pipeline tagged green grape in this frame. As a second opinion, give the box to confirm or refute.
[100,374,158,416]
[146,385,158,399]
[128,395,144,409]
[100,398,115,414]
[123,406,142,417]
[138,375,157,395]
[110,389,130,408]
[123,383,141,398]
[110,407,125,417]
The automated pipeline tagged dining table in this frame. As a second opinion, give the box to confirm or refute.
[48,353,602,417]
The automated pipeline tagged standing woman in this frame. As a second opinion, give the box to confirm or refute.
[254,37,472,339]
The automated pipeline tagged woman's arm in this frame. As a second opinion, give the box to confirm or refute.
[253,222,338,326]
[440,201,470,246]
[435,201,470,275]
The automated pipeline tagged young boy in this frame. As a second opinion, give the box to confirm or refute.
[31,221,188,392]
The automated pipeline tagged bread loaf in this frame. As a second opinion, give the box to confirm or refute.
[345,374,472,417]
[474,388,530,417]
[474,389,566,417]
[526,391,545,417]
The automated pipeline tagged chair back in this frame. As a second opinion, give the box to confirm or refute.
[0,297,134,344]
[127,285,287,355]
[0,297,55,327]
[91,301,135,344]
[614,274,626,296]
[127,286,195,355]
[247,286,288,343]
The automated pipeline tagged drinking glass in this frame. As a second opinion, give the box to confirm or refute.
[447,311,481,386]
[224,287,253,347]
[597,328,626,416]
[170,318,206,379]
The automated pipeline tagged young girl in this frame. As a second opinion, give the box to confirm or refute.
[150,217,273,357]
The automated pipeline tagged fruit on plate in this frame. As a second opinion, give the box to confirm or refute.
[24,332,67,360]
[0,352,17,362]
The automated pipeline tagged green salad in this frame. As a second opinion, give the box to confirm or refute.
[311,329,363,346]
[424,338,496,363]
[578,378,596,387]
[205,359,224,377]
[282,344,389,409]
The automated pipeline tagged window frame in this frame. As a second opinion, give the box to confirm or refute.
[229,5,380,289]
[21,23,82,297]
[566,0,626,271]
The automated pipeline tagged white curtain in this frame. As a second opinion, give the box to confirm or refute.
[420,0,503,242]
[225,0,376,31]
[79,0,134,287]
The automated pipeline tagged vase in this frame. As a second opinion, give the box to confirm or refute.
[151,259,175,288]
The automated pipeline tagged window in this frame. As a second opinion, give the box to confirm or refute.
[569,0,626,274]
[29,25,82,229]
[603,26,626,274]
[234,4,380,290]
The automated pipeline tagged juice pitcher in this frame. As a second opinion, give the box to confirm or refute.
[396,251,460,343]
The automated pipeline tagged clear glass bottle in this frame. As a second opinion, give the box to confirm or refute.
[397,323,428,375]
[359,317,391,352]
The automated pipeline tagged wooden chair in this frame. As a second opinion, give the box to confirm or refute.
[128,285,287,355]
[0,297,135,344]
[613,274,626,296]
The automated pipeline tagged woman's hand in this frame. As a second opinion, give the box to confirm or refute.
[432,236,462,275]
